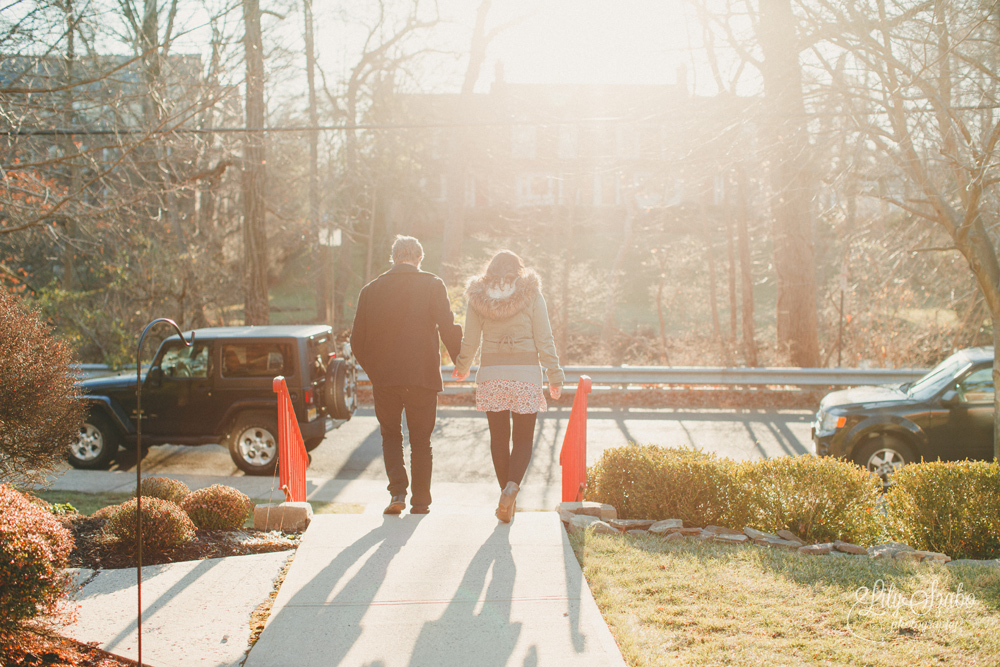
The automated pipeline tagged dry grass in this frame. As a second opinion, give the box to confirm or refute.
[572,531,1000,666]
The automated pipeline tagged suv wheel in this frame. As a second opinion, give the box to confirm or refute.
[855,434,916,488]
[326,358,357,421]
[68,413,119,470]
[227,413,279,476]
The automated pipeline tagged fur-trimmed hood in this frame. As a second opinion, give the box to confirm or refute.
[465,270,542,321]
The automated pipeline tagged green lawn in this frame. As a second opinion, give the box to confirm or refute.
[572,530,1000,666]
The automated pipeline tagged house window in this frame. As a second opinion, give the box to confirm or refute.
[516,173,556,206]
[511,125,536,159]
[558,126,578,160]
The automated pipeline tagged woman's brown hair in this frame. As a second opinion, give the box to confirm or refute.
[484,250,524,286]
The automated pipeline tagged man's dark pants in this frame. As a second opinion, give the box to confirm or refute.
[372,384,438,508]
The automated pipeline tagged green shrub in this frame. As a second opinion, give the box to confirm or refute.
[179,484,254,531]
[884,460,1000,560]
[738,456,882,545]
[0,485,74,639]
[133,477,191,504]
[587,444,749,527]
[105,498,195,552]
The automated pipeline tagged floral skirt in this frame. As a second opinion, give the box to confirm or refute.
[475,380,547,414]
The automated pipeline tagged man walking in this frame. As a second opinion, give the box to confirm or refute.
[350,235,463,514]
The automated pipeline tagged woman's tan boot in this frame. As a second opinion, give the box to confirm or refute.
[496,481,519,523]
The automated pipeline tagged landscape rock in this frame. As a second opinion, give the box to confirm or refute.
[834,541,868,555]
[713,533,749,544]
[626,529,650,537]
[558,509,576,524]
[913,550,951,564]
[609,519,656,531]
[663,532,688,542]
[254,502,312,532]
[590,520,621,536]
[649,519,684,534]
[558,501,617,521]
[703,525,743,536]
[743,527,779,541]
[893,550,926,563]
[777,530,805,546]
[567,514,601,535]
[798,544,833,556]
[756,537,801,550]
[674,527,704,536]
[868,542,915,560]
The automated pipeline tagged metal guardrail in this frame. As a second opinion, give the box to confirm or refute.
[424,365,927,389]
[75,363,929,388]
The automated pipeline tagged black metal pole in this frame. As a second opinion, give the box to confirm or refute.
[135,319,193,666]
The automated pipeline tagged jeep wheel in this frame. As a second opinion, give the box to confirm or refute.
[304,436,324,452]
[326,358,357,421]
[227,413,279,476]
[855,434,916,489]
[68,414,119,470]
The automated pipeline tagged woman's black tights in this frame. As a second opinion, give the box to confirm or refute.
[486,410,537,488]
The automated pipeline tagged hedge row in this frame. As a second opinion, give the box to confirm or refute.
[586,444,1000,558]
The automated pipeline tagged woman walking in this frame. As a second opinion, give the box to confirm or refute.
[451,250,564,522]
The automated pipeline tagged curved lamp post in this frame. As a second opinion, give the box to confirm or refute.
[135,319,194,666]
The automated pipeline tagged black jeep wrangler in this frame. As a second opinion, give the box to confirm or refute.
[71,325,357,475]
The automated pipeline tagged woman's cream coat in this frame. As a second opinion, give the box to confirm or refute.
[454,270,565,387]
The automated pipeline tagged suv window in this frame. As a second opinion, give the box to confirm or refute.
[161,343,211,378]
[958,368,994,403]
[222,343,292,378]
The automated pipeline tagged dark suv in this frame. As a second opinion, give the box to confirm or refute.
[71,325,357,475]
[813,346,994,484]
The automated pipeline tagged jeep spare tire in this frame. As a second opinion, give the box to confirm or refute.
[326,358,357,421]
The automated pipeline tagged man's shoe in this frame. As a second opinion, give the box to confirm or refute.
[384,495,406,514]
[410,505,430,514]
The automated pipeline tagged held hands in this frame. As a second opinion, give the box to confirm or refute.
[549,384,562,400]
[451,368,470,381]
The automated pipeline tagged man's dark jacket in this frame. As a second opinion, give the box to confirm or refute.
[350,263,463,393]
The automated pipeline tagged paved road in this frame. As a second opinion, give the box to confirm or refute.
[116,406,815,485]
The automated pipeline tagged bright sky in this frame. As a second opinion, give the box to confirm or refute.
[481,0,694,89]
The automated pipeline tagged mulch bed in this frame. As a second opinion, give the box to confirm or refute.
[65,515,297,571]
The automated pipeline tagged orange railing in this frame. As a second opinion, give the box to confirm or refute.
[559,375,592,502]
[273,376,308,502]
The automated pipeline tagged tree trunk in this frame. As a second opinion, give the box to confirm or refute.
[599,202,633,358]
[737,165,759,367]
[441,0,493,281]
[756,0,819,366]
[242,0,269,325]
[700,187,724,361]
[303,0,327,324]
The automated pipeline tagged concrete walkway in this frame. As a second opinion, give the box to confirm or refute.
[50,470,626,666]
[246,511,625,667]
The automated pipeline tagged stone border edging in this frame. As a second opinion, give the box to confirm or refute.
[557,501,1000,568]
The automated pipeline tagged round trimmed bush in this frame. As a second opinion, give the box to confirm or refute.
[180,484,254,531]
[133,476,191,504]
[737,455,882,546]
[885,460,1000,560]
[105,497,195,553]
[586,444,748,527]
[91,503,122,521]
[0,484,74,637]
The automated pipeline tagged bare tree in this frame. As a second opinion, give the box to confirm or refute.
[804,0,1000,455]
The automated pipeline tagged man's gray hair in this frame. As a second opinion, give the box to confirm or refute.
[390,235,424,265]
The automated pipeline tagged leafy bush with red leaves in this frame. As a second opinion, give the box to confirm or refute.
[0,289,85,487]
[105,498,195,553]
[133,477,191,504]
[180,485,255,531]
[0,484,74,640]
